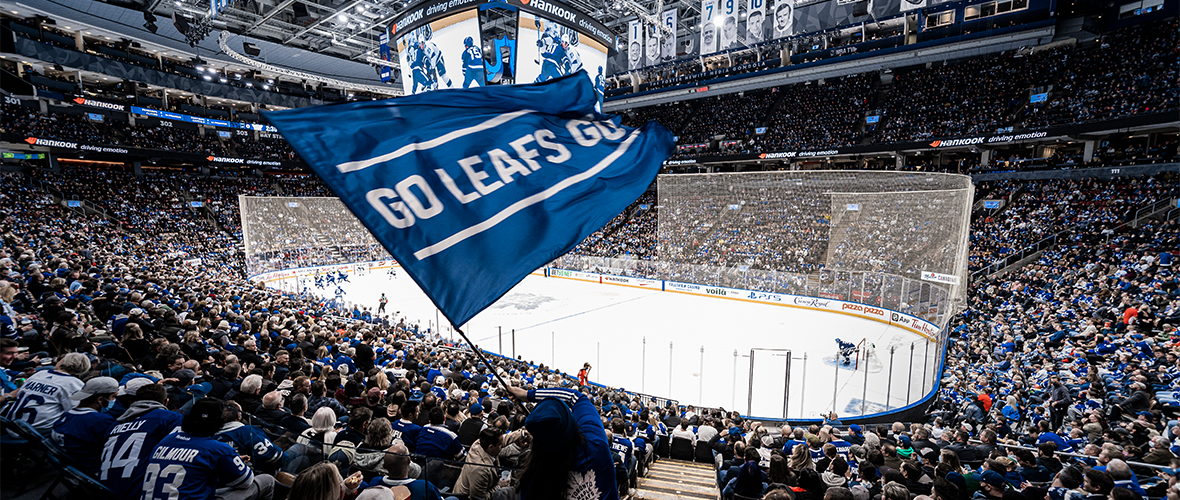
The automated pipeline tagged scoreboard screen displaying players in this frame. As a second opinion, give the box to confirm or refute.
[389,0,615,108]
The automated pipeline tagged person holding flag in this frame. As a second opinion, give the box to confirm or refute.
[264,71,674,334]
[266,74,672,500]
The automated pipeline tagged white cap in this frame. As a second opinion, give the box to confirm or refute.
[71,376,119,401]
[117,378,155,397]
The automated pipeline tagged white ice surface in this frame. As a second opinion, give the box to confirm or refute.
[273,270,938,419]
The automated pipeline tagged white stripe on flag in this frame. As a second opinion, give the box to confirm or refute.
[413,128,644,260]
[335,109,536,173]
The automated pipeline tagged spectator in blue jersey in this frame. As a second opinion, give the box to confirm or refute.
[144,398,275,500]
[100,383,184,499]
[1036,420,1074,453]
[829,428,854,458]
[51,375,118,476]
[507,385,618,500]
[359,442,444,499]
[391,401,422,453]
[307,380,348,418]
[218,400,302,473]
[724,447,769,499]
[416,405,465,489]
[609,417,636,489]
[336,405,372,446]
[845,424,865,446]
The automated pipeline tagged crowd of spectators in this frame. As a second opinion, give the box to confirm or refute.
[3,162,1180,500]
[1022,20,1179,128]
[620,19,1176,161]
[4,19,1175,170]
[0,169,685,500]
[968,176,1179,272]
[760,74,873,151]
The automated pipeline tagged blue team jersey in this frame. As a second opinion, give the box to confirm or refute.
[143,431,254,500]
[53,408,118,477]
[462,46,483,70]
[830,439,852,458]
[391,419,422,452]
[216,421,285,467]
[525,388,618,500]
[611,435,634,465]
[416,425,463,458]
[101,407,185,500]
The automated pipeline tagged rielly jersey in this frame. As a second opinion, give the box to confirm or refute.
[143,431,255,500]
[101,408,185,499]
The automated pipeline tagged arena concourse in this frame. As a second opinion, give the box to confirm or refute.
[0,0,1178,499]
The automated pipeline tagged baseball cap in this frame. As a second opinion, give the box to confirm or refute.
[898,435,912,448]
[980,470,1005,488]
[70,376,119,400]
[117,377,155,397]
[470,403,483,415]
[174,369,197,382]
[849,424,861,433]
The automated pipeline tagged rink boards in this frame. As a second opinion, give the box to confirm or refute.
[249,260,941,341]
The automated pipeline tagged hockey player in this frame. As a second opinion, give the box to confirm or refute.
[421,33,452,89]
[406,33,435,93]
[561,28,583,74]
[534,21,567,83]
[836,338,857,365]
[378,293,388,314]
[461,36,485,88]
[594,66,606,110]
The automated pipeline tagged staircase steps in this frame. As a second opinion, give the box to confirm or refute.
[635,459,718,500]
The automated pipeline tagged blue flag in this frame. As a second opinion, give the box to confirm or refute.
[264,72,673,327]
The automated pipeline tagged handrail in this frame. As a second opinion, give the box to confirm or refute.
[1133,197,1176,227]
[971,194,1172,281]
[314,314,681,411]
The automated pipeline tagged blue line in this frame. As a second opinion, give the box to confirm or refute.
[471,291,661,343]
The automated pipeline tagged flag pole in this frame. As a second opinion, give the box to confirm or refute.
[452,324,529,415]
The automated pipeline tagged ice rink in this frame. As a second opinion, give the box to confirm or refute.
[272,268,939,419]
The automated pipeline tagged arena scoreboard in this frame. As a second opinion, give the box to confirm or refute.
[388,0,616,105]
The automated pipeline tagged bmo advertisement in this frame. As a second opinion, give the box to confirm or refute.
[389,0,615,107]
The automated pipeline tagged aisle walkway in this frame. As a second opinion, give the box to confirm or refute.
[635,459,719,500]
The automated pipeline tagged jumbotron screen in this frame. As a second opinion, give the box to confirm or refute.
[390,0,614,109]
